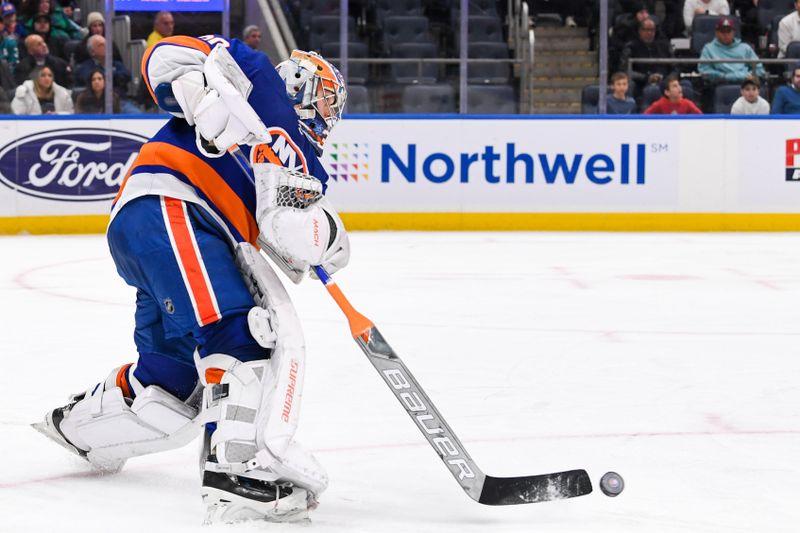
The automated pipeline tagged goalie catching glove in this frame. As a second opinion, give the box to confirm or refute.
[169,44,270,157]
[254,163,349,283]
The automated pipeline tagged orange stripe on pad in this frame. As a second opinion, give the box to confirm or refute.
[205,368,225,384]
[116,363,133,399]
[164,198,220,326]
[141,36,212,103]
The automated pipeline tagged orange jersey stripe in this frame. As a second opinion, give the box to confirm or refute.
[118,142,259,245]
[141,36,212,102]
[163,198,220,326]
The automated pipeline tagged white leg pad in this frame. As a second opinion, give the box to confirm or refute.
[52,368,201,470]
[195,242,328,497]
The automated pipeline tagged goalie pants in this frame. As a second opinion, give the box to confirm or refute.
[107,195,270,401]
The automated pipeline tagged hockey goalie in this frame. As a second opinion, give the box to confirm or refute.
[32,35,350,524]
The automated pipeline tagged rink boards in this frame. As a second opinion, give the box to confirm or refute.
[0,114,799,233]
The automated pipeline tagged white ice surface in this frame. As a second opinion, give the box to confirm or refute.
[1,232,799,532]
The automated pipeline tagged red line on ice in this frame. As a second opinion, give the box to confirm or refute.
[13,258,128,307]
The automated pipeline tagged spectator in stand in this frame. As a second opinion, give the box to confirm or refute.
[30,14,66,60]
[778,1,800,58]
[683,0,730,34]
[57,0,76,22]
[14,34,70,87]
[0,58,13,111]
[731,77,770,114]
[75,67,119,113]
[76,35,130,91]
[146,11,174,48]
[644,74,703,114]
[11,64,72,114]
[772,64,800,113]
[619,17,674,96]
[613,2,652,46]
[658,0,686,38]
[606,71,637,114]
[0,3,20,71]
[21,0,82,41]
[243,25,261,50]
[732,0,760,46]
[73,12,122,64]
[4,2,25,40]
[699,17,764,83]
[610,1,652,69]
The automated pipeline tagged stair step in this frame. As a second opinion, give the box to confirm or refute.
[532,26,587,38]
[534,64,598,77]
[531,102,582,114]
[534,37,591,51]
[532,87,582,103]
[533,77,598,89]
[534,51,597,65]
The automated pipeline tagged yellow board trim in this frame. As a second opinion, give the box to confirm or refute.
[5,213,800,235]
[0,215,110,235]
[340,213,800,231]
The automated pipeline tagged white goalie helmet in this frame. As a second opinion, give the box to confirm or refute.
[276,50,347,155]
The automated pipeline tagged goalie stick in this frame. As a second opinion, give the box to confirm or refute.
[311,265,593,505]
[227,147,593,503]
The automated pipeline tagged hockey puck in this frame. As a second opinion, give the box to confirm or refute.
[599,471,624,497]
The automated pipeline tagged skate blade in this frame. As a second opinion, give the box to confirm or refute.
[31,420,124,474]
[201,486,310,525]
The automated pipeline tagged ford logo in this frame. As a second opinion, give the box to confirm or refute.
[0,128,148,202]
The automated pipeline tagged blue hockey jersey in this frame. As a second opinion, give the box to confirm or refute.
[111,35,329,246]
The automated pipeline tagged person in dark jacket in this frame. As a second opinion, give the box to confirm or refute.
[14,33,70,87]
[75,66,119,113]
[772,64,800,114]
[619,17,675,96]
[73,12,121,64]
[28,14,67,60]
[75,34,130,93]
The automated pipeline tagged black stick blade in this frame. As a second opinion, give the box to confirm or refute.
[478,469,593,505]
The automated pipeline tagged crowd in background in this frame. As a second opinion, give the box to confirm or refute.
[591,0,800,114]
[0,0,177,114]
[2,0,800,114]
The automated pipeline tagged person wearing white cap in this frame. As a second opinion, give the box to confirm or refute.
[74,11,121,64]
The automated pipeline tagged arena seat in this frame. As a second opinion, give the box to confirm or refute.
[321,41,369,85]
[344,85,370,113]
[713,84,742,113]
[298,0,340,35]
[467,41,511,85]
[375,0,423,24]
[390,42,439,85]
[309,15,356,52]
[466,15,504,43]
[382,16,431,53]
[757,0,794,33]
[467,85,517,114]
[402,84,456,113]
[581,85,600,114]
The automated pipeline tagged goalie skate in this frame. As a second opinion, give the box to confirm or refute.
[201,469,310,524]
[31,395,125,473]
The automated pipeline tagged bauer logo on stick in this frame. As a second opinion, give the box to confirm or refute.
[0,128,146,201]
